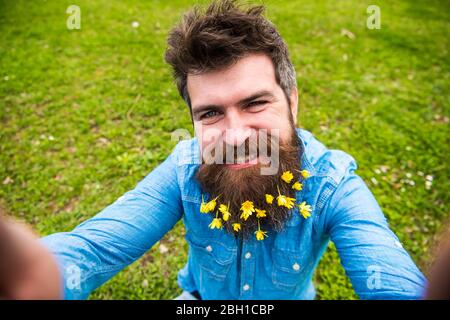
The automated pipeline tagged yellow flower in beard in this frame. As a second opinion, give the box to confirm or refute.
[232,223,241,232]
[292,181,303,191]
[276,185,295,209]
[200,195,219,213]
[300,169,310,179]
[255,220,267,241]
[281,171,294,183]
[297,201,312,219]
[255,208,267,218]
[240,200,255,221]
[277,195,296,209]
[219,203,231,221]
[265,194,274,204]
[255,229,268,241]
[209,217,223,229]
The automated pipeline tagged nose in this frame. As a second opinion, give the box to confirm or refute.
[223,109,252,147]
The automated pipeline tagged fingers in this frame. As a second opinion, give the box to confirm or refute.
[0,208,62,299]
[0,211,29,297]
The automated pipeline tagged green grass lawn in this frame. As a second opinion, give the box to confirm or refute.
[0,0,449,299]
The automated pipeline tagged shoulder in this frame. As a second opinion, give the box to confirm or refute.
[296,128,358,186]
[170,136,201,167]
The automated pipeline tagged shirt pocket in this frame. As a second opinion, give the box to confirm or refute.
[271,247,310,292]
[186,231,236,282]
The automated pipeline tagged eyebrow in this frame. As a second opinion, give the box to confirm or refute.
[192,90,275,118]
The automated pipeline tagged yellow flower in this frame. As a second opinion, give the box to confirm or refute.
[265,194,274,204]
[218,203,228,213]
[300,169,310,179]
[281,171,294,183]
[255,229,268,241]
[240,200,255,221]
[232,223,241,232]
[298,201,312,219]
[200,197,209,213]
[209,217,223,229]
[276,185,295,209]
[222,212,231,221]
[292,181,303,191]
[255,208,267,218]
[277,195,296,209]
[219,203,231,221]
[200,195,218,213]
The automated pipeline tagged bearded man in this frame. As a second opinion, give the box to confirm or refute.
[0,0,425,300]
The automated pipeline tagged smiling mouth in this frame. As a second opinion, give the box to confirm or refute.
[224,155,259,169]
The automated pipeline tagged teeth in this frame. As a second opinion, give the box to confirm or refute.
[235,154,257,163]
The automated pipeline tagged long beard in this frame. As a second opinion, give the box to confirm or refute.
[195,128,302,240]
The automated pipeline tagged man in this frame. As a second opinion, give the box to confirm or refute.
[0,0,425,299]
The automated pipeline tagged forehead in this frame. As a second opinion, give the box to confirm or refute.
[187,53,277,108]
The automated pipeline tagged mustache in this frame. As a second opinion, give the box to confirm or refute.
[201,131,279,165]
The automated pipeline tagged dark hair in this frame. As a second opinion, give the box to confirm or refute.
[164,0,297,109]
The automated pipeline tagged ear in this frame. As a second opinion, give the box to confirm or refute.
[288,87,299,125]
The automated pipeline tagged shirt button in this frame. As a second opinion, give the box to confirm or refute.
[206,245,213,252]
[292,263,300,271]
[245,252,251,259]
[243,284,250,291]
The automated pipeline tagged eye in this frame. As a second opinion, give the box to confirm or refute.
[246,100,267,109]
[201,110,221,119]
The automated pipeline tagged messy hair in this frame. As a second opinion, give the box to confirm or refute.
[164,0,297,109]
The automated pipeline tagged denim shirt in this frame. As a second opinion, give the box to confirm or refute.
[41,128,426,300]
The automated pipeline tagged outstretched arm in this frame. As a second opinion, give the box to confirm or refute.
[1,148,183,299]
[322,170,426,299]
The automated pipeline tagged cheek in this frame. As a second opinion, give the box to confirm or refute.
[195,124,224,150]
[250,111,294,141]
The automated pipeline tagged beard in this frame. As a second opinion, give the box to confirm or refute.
[195,125,303,240]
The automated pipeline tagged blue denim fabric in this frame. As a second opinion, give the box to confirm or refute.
[41,128,426,299]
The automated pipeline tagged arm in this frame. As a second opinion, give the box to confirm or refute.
[322,169,427,299]
[41,148,183,299]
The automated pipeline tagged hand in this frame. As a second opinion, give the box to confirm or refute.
[0,211,62,299]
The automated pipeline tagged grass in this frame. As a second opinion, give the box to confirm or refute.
[0,0,449,299]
